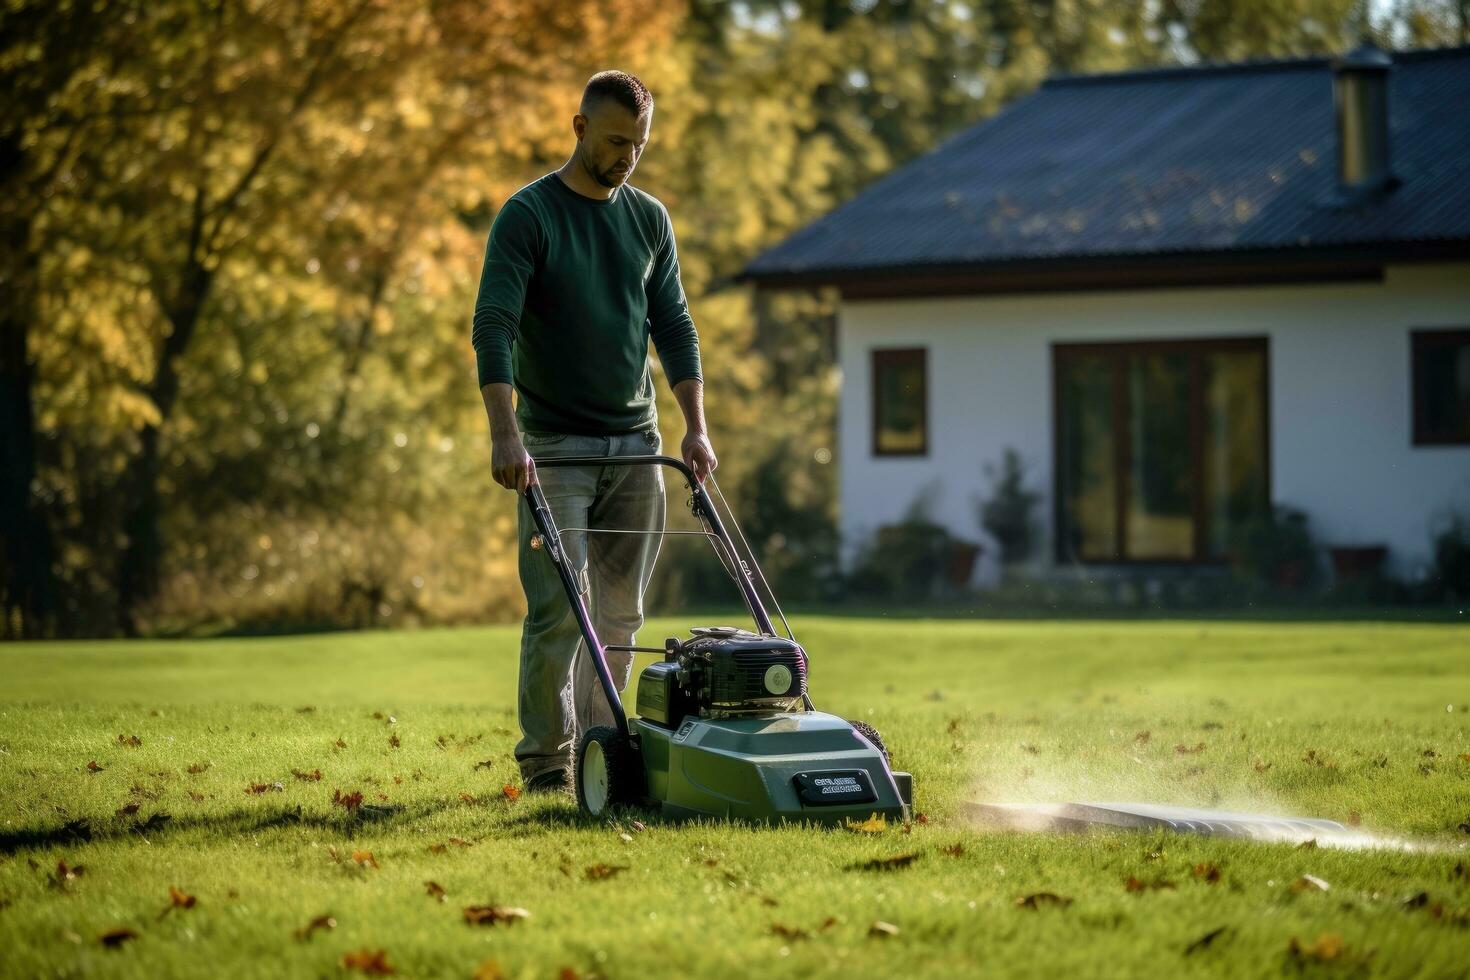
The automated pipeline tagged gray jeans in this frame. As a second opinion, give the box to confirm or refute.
[514,428,665,782]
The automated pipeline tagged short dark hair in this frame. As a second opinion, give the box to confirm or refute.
[581,70,653,117]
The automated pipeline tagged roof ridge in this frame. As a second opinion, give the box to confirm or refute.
[1043,42,1470,89]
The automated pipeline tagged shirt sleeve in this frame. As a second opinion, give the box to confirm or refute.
[470,200,540,388]
[645,204,702,387]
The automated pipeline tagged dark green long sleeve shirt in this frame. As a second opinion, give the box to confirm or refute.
[470,172,702,434]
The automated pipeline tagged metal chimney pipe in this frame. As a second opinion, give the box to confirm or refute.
[1331,42,1395,197]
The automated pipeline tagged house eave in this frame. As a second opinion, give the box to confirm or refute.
[740,240,1470,300]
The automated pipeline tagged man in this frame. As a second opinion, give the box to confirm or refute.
[471,70,716,794]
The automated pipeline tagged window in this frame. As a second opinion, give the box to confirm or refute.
[1053,338,1269,563]
[872,348,927,456]
[1411,329,1470,445]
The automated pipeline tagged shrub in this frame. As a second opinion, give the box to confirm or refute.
[977,448,1041,566]
[1227,504,1319,594]
[1430,511,1470,601]
[847,490,980,601]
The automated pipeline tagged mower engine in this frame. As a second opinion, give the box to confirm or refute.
[637,626,806,725]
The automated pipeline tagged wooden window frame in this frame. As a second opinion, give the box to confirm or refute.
[871,347,928,458]
[1410,327,1470,446]
[1051,336,1271,566]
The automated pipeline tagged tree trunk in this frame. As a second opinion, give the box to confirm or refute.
[0,231,58,639]
[114,261,212,634]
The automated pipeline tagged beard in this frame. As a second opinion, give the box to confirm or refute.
[593,164,630,188]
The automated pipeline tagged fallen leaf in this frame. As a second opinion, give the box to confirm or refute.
[1016,892,1072,909]
[868,920,900,937]
[1459,753,1470,763]
[117,734,142,748]
[1192,862,1221,884]
[352,850,379,869]
[1184,925,1229,954]
[1126,875,1176,892]
[759,894,779,907]
[1134,730,1151,744]
[167,886,196,909]
[848,852,923,872]
[292,914,336,940]
[1175,742,1206,755]
[631,820,647,832]
[296,705,316,713]
[1297,838,1318,850]
[388,734,400,749]
[585,863,629,881]
[448,836,474,848]
[471,961,506,980]
[947,718,961,734]
[1287,933,1344,962]
[474,760,495,771]
[341,948,396,974]
[427,843,447,854]
[187,791,205,802]
[425,881,446,903]
[557,970,580,980]
[245,782,283,794]
[915,812,929,825]
[770,922,809,940]
[1423,748,1438,758]
[1301,749,1337,769]
[844,814,888,834]
[1020,743,1039,755]
[86,761,104,773]
[941,843,965,857]
[52,860,86,886]
[818,915,839,931]
[1347,810,1362,827]
[99,926,139,948]
[1291,874,1329,894]
[292,768,322,782]
[463,905,530,926]
[186,761,209,774]
[502,784,521,801]
[1252,758,1272,772]
[335,738,348,749]
[459,793,477,804]
[332,789,364,811]
[116,802,141,819]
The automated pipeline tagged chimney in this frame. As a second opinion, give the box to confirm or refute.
[1331,42,1397,201]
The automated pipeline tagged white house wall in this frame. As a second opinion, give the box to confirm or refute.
[836,262,1470,585]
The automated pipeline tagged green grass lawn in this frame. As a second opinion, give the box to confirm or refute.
[2,617,1468,978]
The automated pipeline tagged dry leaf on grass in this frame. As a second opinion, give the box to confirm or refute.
[86,761,104,773]
[868,920,900,937]
[341,949,396,974]
[557,969,580,980]
[292,914,336,940]
[844,814,887,834]
[941,843,965,857]
[448,836,473,848]
[848,852,923,872]
[502,784,521,801]
[460,793,477,804]
[296,705,316,713]
[1134,730,1151,744]
[1125,875,1176,892]
[1192,862,1221,884]
[292,768,322,782]
[187,791,205,802]
[1175,742,1206,755]
[1287,933,1345,962]
[770,922,809,940]
[1252,758,1272,772]
[332,789,364,811]
[388,734,400,749]
[117,734,142,747]
[585,863,629,881]
[99,926,138,948]
[116,802,141,819]
[352,851,379,869]
[1016,892,1072,909]
[425,881,446,903]
[52,859,85,885]
[464,905,530,926]
[474,760,495,771]
[818,915,838,931]
[186,762,209,774]
[1184,925,1229,954]
[1291,875,1329,894]
[245,782,283,794]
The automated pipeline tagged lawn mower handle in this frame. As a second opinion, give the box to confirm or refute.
[521,454,784,742]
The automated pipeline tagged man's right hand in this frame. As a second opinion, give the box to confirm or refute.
[491,433,537,493]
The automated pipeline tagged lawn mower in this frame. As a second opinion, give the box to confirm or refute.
[523,453,912,825]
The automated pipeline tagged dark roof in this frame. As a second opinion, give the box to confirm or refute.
[743,45,1470,289]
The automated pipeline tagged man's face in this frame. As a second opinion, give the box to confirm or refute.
[575,100,651,188]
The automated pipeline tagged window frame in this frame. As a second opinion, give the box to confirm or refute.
[1050,336,1272,566]
[871,347,929,458]
[1410,327,1470,447]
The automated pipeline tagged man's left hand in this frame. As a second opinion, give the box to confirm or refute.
[682,431,717,484]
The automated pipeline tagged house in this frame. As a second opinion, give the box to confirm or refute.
[742,43,1470,588]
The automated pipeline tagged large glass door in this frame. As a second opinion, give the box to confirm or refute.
[1054,338,1268,564]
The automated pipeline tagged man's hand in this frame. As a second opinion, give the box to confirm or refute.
[492,432,537,493]
[682,430,717,484]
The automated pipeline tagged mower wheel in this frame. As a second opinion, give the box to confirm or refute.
[848,720,891,766]
[576,726,634,817]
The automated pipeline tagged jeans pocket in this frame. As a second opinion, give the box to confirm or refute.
[522,431,569,448]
